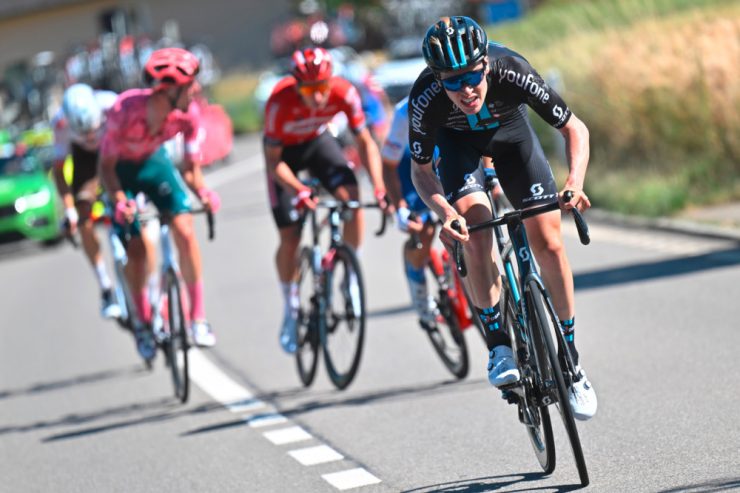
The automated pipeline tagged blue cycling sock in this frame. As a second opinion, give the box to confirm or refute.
[475,303,509,351]
[404,258,426,284]
[559,317,579,365]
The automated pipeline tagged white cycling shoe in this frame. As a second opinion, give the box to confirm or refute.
[279,312,298,354]
[191,320,216,347]
[418,296,441,328]
[488,345,520,387]
[568,367,597,420]
[100,289,122,320]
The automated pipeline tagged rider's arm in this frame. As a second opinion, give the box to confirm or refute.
[264,142,305,192]
[558,114,590,200]
[355,127,386,196]
[499,55,590,210]
[52,159,74,210]
[382,156,407,209]
[180,155,206,193]
[99,153,127,204]
[411,159,456,223]
[51,117,74,209]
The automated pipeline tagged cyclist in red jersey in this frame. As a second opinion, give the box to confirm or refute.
[99,48,221,359]
[263,46,389,354]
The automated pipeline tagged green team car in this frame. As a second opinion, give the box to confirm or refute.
[0,129,62,243]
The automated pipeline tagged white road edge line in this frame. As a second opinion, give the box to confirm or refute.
[188,348,255,409]
[188,333,383,488]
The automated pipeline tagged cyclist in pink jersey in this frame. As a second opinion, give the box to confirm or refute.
[99,47,221,359]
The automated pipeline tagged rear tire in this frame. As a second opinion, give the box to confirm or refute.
[322,244,365,390]
[527,280,588,486]
[166,268,189,403]
[424,258,469,379]
[296,247,320,387]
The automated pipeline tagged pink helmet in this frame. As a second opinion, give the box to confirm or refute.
[291,47,332,83]
[143,47,200,90]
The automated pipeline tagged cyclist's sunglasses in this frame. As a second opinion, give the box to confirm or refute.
[440,64,487,92]
[298,80,331,96]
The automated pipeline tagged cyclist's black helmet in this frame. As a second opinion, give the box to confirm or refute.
[422,16,488,73]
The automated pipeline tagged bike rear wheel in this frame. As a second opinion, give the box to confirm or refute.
[424,258,469,379]
[527,280,589,486]
[296,247,320,387]
[322,244,365,390]
[165,267,189,403]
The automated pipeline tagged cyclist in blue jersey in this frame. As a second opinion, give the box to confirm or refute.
[381,97,437,328]
[384,96,500,331]
[409,16,596,420]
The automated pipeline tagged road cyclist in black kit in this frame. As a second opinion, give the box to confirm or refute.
[409,16,596,419]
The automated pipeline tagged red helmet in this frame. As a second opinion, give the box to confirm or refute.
[143,47,200,90]
[291,47,332,83]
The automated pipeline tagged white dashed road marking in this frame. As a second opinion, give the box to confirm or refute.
[188,349,382,489]
[289,445,344,466]
[263,426,313,445]
[322,468,382,490]
[247,413,288,428]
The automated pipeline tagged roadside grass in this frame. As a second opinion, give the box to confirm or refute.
[212,0,739,216]
[210,73,262,134]
[495,0,740,215]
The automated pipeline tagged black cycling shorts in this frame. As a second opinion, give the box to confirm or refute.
[70,143,100,204]
[267,131,358,228]
[434,116,558,209]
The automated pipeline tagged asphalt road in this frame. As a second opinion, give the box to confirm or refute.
[2,135,739,492]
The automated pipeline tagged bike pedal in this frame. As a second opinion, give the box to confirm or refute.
[500,389,519,405]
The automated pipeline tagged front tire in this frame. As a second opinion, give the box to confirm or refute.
[322,244,365,390]
[505,283,554,474]
[166,268,189,403]
[296,247,320,387]
[527,280,588,486]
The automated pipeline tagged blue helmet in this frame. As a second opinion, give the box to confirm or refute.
[422,16,488,73]
[62,83,102,136]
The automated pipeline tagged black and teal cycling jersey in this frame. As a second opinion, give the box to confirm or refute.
[408,42,572,164]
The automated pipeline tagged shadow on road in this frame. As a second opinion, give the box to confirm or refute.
[367,302,414,319]
[37,400,226,443]
[277,378,486,417]
[656,477,740,492]
[180,380,488,439]
[402,473,583,492]
[574,247,740,291]
[0,365,145,401]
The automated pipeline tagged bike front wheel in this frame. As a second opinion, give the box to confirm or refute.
[322,244,365,390]
[527,280,588,486]
[503,282,554,474]
[296,247,320,387]
[165,268,189,403]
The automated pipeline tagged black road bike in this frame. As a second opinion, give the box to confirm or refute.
[295,196,386,390]
[453,188,591,486]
